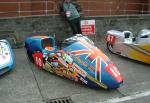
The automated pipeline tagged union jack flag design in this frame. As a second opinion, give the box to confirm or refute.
[71,40,109,82]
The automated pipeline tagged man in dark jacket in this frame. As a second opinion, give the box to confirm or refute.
[59,0,82,35]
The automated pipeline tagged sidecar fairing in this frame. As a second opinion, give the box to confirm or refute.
[105,29,150,64]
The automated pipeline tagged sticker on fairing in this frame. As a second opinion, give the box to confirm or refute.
[58,57,68,67]
[0,46,2,55]
[72,63,87,78]
[62,53,73,64]
[0,41,11,66]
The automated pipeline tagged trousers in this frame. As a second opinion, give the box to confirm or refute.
[69,17,82,35]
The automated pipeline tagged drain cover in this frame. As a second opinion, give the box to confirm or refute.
[46,96,73,103]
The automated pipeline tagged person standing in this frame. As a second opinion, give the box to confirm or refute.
[59,0,82,35]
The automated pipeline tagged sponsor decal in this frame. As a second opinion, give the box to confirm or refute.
[43,62,53,72]
[74,57,94,72]
[58,57,68,67]
[0,47,2,54]
[80,77,88,84]
[76,57,87,67]
[72,63,87,78]
[87,74,108,89]
[62,53,73,64]
[69,68,76,74]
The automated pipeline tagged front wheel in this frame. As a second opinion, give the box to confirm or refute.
[107,43,114,53]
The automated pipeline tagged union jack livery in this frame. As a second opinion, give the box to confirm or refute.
[25,34,123,89]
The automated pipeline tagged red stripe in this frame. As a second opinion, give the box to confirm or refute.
[96,57,101,81]
[72,50,91,55]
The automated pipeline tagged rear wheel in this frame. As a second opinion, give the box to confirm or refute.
[33,52,43,69]
[107,43,114,53]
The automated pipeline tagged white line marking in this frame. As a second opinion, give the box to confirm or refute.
[102,90,150,103]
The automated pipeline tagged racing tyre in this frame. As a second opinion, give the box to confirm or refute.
[107,43,115,53]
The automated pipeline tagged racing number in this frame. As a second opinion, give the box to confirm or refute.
[106,34,116,44]
[105,64,123,83]
[33,52,43,68]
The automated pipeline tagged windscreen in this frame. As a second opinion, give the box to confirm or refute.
[63,35,95,47]
[42,38,53,49]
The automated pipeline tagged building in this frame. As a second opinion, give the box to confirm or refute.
[0,0,150,18]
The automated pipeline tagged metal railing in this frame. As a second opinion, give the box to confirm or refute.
[0,1,150,18]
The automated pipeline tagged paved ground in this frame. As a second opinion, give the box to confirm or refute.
[0,42,150,103]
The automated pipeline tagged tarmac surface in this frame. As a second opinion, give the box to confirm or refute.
[0,42,150,103]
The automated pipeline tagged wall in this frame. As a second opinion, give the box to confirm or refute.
[0,0,56,17]
[0,0,150,17]
[0,15,150,47]
[79,0,144,16]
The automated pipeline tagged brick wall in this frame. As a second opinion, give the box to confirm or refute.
[79,0,150,16]
[0,0,150,18]
[148,0,150,13]
[0,0,56,17]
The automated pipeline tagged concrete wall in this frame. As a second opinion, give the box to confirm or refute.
[0,15,150,47]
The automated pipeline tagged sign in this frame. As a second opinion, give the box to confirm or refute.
[81,20,95,35]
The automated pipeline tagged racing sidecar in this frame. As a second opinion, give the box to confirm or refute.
[0,39,14,75]
[105,29,150,64]
[25,34,123,89]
